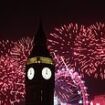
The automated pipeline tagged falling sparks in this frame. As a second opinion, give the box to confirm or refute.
[48,22,105,79]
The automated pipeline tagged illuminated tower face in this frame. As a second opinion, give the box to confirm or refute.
[25,23,55,105]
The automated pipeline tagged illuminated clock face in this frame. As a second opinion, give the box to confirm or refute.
[42,67,52,80]
[27,67,35,80]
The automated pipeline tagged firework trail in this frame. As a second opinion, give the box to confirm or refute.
[48,22,105,79]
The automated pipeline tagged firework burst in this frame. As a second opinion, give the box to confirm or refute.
[74,26,97,76]
[48,22,105,79]
[10,37,33,64]
[0,37,33,105]
[89,22,105,79]
[47,23,81,68]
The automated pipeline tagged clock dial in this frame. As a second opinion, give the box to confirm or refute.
[27,67,35,80]
[42,67,52,80]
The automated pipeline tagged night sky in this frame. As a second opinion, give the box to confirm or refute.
[1,1,105,39]
[1,0,105,98]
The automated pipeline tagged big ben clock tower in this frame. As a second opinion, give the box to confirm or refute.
[25,22,55,105]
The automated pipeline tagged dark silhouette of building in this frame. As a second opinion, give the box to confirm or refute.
[25,22,55,105]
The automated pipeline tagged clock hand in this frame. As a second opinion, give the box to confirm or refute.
[46,69,47,75]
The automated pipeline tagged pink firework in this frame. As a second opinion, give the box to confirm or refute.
[74,26,97,76]
[89,22,105,78]
[47,23,80,68]
[0,40,14,55]
[48,22,105,79]
[74,23,105,79]
[10,37,33,63]
[0,37,33,105]
[0,55,25,105]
